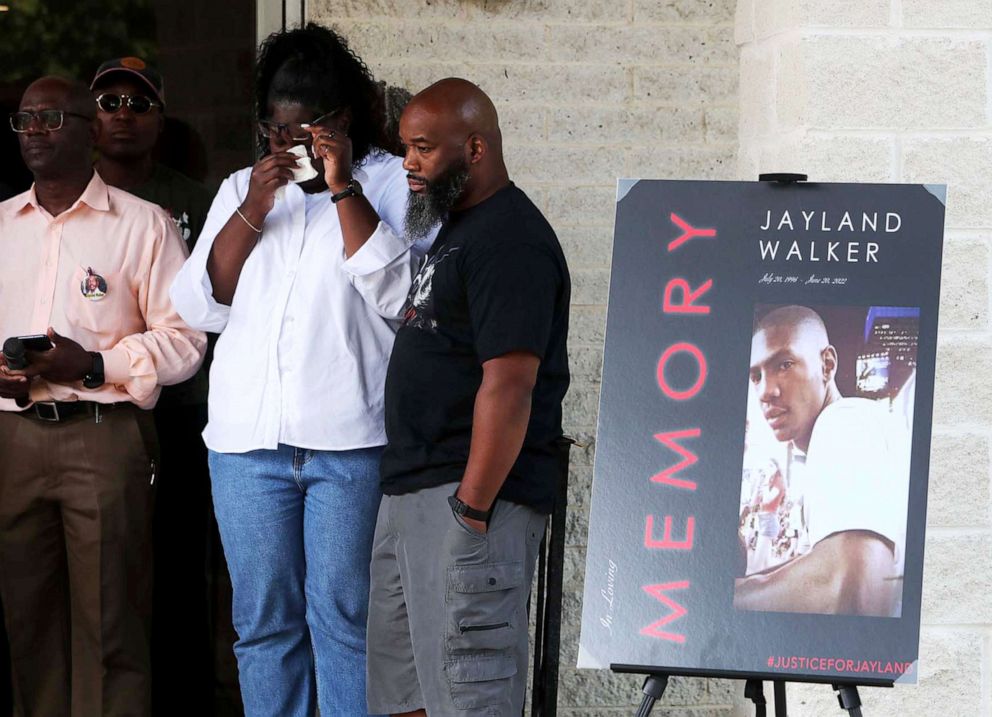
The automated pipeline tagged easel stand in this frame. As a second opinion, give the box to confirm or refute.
[625,670,879,717]
[634,675,667,717]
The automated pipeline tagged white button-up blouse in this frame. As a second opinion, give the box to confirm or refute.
[170,151,426,453]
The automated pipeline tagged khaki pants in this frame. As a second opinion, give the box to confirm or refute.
[0,406,157,717]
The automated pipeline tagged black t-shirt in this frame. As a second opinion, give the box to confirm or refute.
[131,164,214,253]
[381,183,571,514]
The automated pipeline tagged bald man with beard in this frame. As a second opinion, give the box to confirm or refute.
[367,78,570,717]
[734,306,906,617]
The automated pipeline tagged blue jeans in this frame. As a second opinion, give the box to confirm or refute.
[209,445,384,717]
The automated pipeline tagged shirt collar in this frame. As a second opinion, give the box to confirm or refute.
[4,188,36,216]
[8,170,110,218]
[76,171,111,212]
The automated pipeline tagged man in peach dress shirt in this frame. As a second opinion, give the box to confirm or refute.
[0,77,205,717]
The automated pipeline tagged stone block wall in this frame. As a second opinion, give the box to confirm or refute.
[737,1,992,713]
[302,0,992,713]
[306,1,742,713]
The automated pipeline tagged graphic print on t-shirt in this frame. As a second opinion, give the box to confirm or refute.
[402,245,459,331]
[165,209,192,244]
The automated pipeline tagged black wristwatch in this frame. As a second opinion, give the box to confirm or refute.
[331,178,363,204]
[448,494,492,522]
[82,351,105,389]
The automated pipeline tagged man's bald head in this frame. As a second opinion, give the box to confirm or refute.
[22,76,95,117]
[755,305,830,350]
[406,78,502,151]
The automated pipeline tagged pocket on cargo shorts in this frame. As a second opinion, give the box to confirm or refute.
[443,653,516,713]
[444,560,525,710]
[446,561,524,651]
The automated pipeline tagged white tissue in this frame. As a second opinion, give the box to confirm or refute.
[288,144,318,183]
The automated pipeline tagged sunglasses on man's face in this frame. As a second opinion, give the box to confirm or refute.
[9,109,93,133]
[95,93,161,115]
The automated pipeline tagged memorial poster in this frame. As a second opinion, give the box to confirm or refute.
[578,180,946,684]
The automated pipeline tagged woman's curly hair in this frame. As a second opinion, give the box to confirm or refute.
[254,23,387,165]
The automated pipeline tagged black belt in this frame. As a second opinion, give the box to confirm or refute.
[18,401,126,423]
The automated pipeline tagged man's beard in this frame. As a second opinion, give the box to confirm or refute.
[404,158,470,239]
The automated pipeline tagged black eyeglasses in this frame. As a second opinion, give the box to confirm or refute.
[9,109,93,133]
[257,110,338,142]
[95,93,161,115]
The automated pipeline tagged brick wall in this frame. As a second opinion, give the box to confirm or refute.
[306,1,743,713]
[737,1,992,714]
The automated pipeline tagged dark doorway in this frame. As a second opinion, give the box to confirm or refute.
[0,0,254,193]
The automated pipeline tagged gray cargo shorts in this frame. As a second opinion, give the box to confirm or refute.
[366,482,546,716]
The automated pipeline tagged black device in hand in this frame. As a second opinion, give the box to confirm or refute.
[3,338,27,370]
[2,336,51,408]
[3,335,53,369]
[18,334,54,353]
